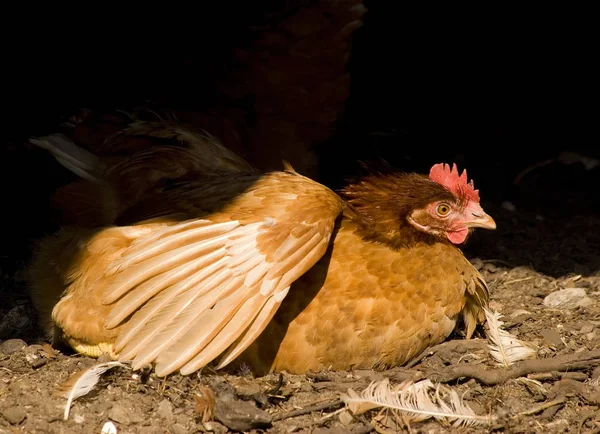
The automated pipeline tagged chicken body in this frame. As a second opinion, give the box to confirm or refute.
[240,217,485,374]
[29,145,493,376]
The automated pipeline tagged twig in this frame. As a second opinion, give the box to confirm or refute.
[517,397,567,416]
[316,407,345,423]
[405,339,488,368]
[578,410,598,434]
[271,398,343,421]
[528,371,589,381]
[265,373,284,395]
[426,349,600,385]
[504,277,534,285]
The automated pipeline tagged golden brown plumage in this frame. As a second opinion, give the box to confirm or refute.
[28,129,496,376]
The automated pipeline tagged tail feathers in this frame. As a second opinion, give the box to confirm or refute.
[30,134,105,183]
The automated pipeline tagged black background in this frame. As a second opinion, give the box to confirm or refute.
[1,2,597,265]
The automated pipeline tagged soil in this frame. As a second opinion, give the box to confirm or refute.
[1,155,599,433]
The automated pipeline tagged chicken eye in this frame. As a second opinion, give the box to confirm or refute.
[436,203,451,216]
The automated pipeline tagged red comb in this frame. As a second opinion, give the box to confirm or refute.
[428,163,480,202]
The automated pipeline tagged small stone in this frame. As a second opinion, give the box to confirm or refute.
[168,423,187,434]
[0,338,27,355]
[580,324,594,334]
[8,380,26,395]
[214,395,272,432]
[540,329,564,349]
[489,301,504,311]
[30,357,48,369]
[108,405,132,425]
[91,401,113,415]
[0,306,32,340]
[74,414,85,424]
[203,421,228,434]
[157,399,174,423]
[232,379,262,397]
[2,406,26,425]
[577,297,594,308]
[586,331,597,341]
[543,288,587,309]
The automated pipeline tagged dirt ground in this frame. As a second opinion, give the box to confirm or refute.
[1,156,599,433]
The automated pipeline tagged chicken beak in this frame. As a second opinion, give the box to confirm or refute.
[464,207,497,230]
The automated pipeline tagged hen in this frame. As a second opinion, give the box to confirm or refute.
[28,129,496,376]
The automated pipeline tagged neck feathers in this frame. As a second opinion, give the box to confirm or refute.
[339,173,454,248]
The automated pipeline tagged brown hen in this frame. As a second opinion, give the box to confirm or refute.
[28,130,496,376]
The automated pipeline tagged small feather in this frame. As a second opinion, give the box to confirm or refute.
[341,378,492,427]
[56,361,127,420]
[484,308,537,366]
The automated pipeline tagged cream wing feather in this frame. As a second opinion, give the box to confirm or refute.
[100,171,344,377]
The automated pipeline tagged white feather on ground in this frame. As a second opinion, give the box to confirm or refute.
[56,361,128,420]
[340,378,493,428]
[484,308,537,366]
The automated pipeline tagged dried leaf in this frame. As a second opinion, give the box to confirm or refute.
[56,361,128,420]
[193,385,216,423]
[484,308,537,366]
[340,378,492,428]
[40,342,59,359]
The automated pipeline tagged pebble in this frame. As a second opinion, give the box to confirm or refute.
[0,338,27,355]
[580,324,594,334]
[232,379,262,397]
[578,297,595,308]
[203,421,228,433]
[2,406,26,425]
[489,301,504,311]
[157,399,174,423]
[540,329,564,349]
[543,287,589,309]
[214,394,272,432]
[168,423,187,434]
[108,405,133,425]
[0,306,32,340]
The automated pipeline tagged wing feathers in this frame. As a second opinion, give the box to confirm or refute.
[109,219,227,272]
[102,175,343,376]
[103,231,236,304]
[159,293,266,376]
[121,268,236,365]
[105,250,227,329]
[268,231,323,277]
[214,287,289,370]
[114,254,230,350]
